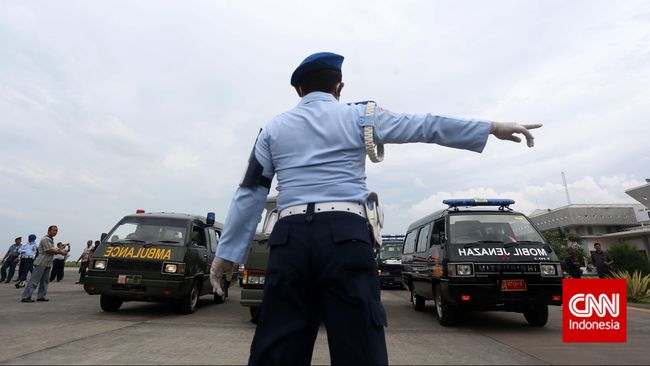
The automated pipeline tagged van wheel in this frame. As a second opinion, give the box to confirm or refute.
[411,286,425,311]
[523,304,548,327]
[100,295,123,312]
[178,281,199,314]
[249,306,260,324]
[434,284,457,326]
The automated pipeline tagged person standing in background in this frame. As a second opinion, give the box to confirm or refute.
[76,240,93,284]
[15,234,38,288]
[1,237,22,283]
[591,242,614,278]
[21,225,66,302]
[564,250,582,279]
[49,242,69,282]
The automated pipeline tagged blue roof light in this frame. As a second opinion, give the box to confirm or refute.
[206,212,216,226]
[443,198,515,207]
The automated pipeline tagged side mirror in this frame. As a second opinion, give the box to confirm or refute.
[263,210,278,236]
[100,233,108,242]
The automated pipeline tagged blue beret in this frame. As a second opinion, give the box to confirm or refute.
[28,234,37,241]
[290,52,344,87]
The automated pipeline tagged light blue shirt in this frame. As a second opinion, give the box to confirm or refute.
[19,242,38,258]
[216,92,491,264]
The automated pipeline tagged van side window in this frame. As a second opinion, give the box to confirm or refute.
[208,229,219,253]
[416,224,431,253]
[403,231,416,254]
[191,226,206,247]
[431,219,445,244]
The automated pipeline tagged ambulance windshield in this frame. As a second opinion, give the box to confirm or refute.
[107,218,188,246]
[449,214,545,245]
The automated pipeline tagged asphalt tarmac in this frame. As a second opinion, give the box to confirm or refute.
[1,268,649,365]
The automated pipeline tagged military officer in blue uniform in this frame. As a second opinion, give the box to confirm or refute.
[212,52,542,365]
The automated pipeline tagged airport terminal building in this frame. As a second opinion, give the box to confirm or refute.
[529,182,650,259]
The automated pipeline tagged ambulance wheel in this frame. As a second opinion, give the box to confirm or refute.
[434,284,457,326]
[411,287,425,311]
[524,304,548,327]
[249,306,260,324]
[100,295,123,312]
[178,281,199,314]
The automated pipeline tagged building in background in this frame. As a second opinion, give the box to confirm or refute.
[530,193,650,260]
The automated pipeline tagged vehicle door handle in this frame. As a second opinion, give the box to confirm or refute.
[203,254,208,259]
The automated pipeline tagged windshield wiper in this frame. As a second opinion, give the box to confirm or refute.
[152,240,180,244]
[513,240,543,244]
[121,239,145,243]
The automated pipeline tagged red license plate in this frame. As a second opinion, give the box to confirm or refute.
[501,279,527,291]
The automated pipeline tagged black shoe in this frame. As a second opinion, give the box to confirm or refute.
[21,298,34,303]
[75,281,82,284]
[36,298,49,302]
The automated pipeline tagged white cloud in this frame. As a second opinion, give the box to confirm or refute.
[1,0,648,257]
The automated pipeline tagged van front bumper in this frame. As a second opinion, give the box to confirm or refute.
[442,280,562,310]
[240,286,264,307]
[84,274,193,301]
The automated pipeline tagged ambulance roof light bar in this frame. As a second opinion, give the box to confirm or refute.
[443,198,515,211]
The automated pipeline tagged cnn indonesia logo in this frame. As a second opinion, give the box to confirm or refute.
[563,279,626,343]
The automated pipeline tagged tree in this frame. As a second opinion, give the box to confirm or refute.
[543,230,585,269]
[608,241,650,275]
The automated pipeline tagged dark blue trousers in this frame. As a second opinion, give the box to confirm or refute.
[1,256,18,282]
[17,258,34,282]
[248,212,388,366]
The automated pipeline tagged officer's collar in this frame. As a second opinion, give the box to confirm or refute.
[298,91,337,105]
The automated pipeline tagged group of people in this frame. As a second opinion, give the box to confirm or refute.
[564,242,615,279]
[1,225,99,302]
[1,234,38,287]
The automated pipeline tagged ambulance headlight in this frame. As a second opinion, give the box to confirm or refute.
[540,264,557,276]
[456,264,473,276]
[93,260,107,271]
[163,262,185,274]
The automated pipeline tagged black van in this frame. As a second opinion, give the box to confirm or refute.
[84,210,235,314]
[401,199,562,326]
[377,235,405,289]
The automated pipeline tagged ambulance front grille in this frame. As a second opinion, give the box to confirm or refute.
[107,260,162,272]
[475,263,540,273]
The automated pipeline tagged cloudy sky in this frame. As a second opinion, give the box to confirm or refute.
[1,0,648,258]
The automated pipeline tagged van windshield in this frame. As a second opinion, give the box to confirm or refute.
[379,244,403,260]
[449,214,545,245]
[106,217,188,246]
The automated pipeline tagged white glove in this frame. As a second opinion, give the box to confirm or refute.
[490,122,543,147]
[210,257,234,296]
